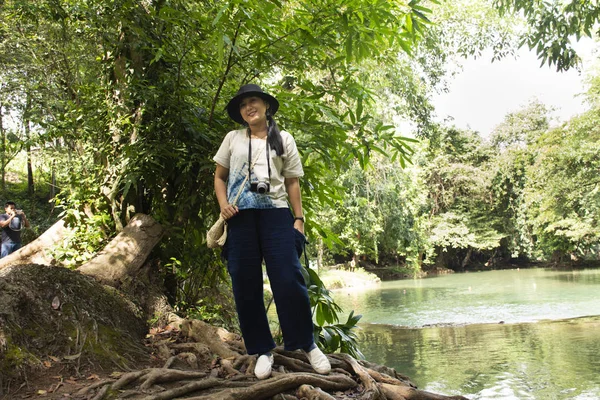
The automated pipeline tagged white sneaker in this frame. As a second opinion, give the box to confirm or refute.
[254,353,274,379]
[305,347,331,374]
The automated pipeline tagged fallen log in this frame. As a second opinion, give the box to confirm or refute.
[77,213,164,286]
[0,219,71,270]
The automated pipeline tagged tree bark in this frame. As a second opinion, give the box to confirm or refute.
[77,213,164,286]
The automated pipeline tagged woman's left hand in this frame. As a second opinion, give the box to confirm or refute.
[293,219,304,234]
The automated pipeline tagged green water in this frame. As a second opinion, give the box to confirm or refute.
[331,268,600,399]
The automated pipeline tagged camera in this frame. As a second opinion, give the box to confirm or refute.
[250,180,270,194]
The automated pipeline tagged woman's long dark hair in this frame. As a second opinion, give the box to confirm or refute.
[245,104,284,156]
[266,111,284,156]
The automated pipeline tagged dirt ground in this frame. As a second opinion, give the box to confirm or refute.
[5,367,115,399]
[2,353,160,399]
[1,326,164,400]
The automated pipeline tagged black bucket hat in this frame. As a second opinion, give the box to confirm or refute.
[226,84,279,125]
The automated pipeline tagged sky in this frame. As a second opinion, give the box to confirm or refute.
[432,44,597,138]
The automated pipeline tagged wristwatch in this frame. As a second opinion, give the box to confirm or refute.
[294,216,305,223]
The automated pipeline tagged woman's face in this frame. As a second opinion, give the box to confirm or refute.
[239,96,269,126]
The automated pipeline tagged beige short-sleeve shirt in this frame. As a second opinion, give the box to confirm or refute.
[213,129,304,209]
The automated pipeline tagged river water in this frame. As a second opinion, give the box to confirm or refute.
[331,268,600,399]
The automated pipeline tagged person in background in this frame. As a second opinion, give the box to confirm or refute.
[213,84,331,379]
[0,201,30,258]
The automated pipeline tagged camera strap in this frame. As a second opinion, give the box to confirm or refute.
[247,135,271,183]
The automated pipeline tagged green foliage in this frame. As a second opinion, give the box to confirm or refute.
[417,126,508,268]
[0,155,57,243]
[485,101,553,259]
[488,149,535,259]
[494,0,600,71]
[319,311,364,359]
[489,100,551,149]
[49,209,114,269]
[524,109,600,260]
[160,227,237,330]
[319,267,379,290]
[429,211,504,252]
[305,266,363,358]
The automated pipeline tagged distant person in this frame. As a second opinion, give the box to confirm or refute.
[0,201,30,258]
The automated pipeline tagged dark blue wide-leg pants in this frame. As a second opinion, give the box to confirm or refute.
[225,208,314,355]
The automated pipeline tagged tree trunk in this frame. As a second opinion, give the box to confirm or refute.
[460,247,472,270]
[50,159,56,200]
[317,236,324,270]
[26,142,34,195]
[49,138,60,200]
[77,213,164,286]
[24,95,34,195]
[0,102,5,191]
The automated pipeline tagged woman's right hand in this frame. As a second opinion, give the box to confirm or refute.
[220,204,239,220]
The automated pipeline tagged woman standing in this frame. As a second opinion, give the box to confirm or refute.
[213,84,331,379]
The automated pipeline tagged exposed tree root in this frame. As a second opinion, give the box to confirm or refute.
[143,378,227,400]
[71,319,468,400]
[272,395,299,400]
[184,373,357,400]
[333,353,386,400]
[379,383,468,400]
[273,352,314,373]
[360,359,414,386]
[112,370,151,391]
[138,369,208,391]
[297,383,337,399]
[90,384,110,400]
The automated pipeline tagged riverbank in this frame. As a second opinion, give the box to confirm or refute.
[357,259,600,281]
[319,267,381,290]
[316,258,600,292]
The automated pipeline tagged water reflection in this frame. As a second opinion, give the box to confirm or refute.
[543,269,600,285]
[358,318,600,399]
[331,268,600,399]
